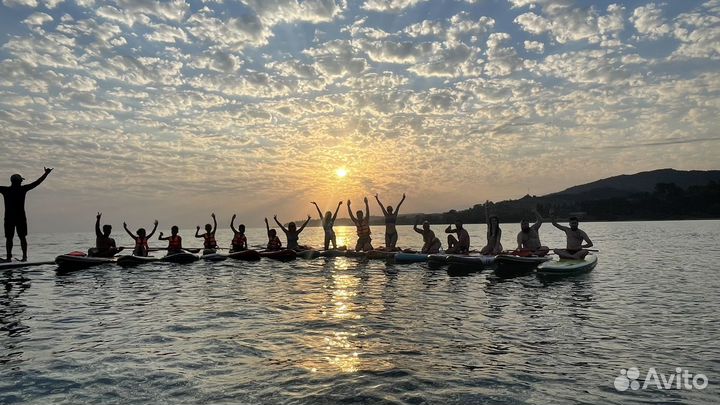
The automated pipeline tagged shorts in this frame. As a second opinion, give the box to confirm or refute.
[4,216,28,238]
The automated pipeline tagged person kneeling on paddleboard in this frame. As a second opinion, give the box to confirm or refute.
[274,214,311,250]
[265,217,283,251]
[89,212,123,257]
[159,226,183,254]
[347,197,373,252]
[414,217,441,254]
[230,215,247,252]
[445,220,470,254]
[124,220,158,257]
[312,201,342,250]
[195,213,218,254]
[551,212,593,260]
[515,207,550,257]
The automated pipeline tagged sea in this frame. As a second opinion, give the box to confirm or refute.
[1,220,718,404]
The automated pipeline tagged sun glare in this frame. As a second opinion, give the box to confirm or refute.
[336,168,348,178]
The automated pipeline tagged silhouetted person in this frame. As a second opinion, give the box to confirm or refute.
[123,220,158,257]
[413,217,441,254]
[230,214,248,252]
[195,213,218,254]
[445,220,470,254]
[89,212,123,257]
[0,167,53,262]
[264,217,282,251]
[274,214,311,250]
[159,225,183,254]
[348,197,373,252]
[551,213,593,260]
[516,207,549,257]
[480,201,503,255]
[375,193,406,251]
[311,201,342,250]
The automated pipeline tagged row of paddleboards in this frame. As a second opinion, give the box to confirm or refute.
[13,248,596,278]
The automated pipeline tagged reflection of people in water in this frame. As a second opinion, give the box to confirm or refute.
[0,167,53,262]
[1,271,32,338]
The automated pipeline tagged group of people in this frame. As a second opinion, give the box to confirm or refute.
[1,169,594,262]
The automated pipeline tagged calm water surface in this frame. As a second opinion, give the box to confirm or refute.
[1,221,718,404]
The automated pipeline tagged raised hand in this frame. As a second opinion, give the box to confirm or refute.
[402,193,406,199]
[97,212,102,220]
[44,167,53,174]
[264,217,269,223]
[363,196,368,203]
[196,225,201,230]
[307,215,311,220]
[273,214,278,220]
[123,222,127,227]
[232,214,237,220]
[347,200,351,206]
[153,220,158,226]
[338,201,343,206]
[159,232,164,237]
[211,213,215,218]
[311,201,317,205]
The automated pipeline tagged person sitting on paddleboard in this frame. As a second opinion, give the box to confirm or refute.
[274,215,311,250]
[230,215,247,252]
[0,167,53,262]
[124,220,158,257]
[311,201,342,250]
[195,213,218,254]
[375,192,406,251]
[347,197,373,252]
[89,212,123,258]
[264,217,283,251]
[480,201,503,255]
[551,212,593,260]
[515,207,549,257]
[159,226,183,254]
[445,220,470,254]
[413,217,441,254]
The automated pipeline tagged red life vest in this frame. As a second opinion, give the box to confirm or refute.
[203,233,217,249]
[168,235,182,251]
[356,219,371,238]
[135,236,149,254]
[267,236,282,250]
[232,234,246,249]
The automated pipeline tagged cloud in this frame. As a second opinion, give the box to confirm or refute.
[630,2,670,39]
[361,0,427,13]
[524,40,544,53]
[23,12,54,26]
[2,0,37,7]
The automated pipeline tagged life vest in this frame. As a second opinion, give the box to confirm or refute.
[356,219,371,238]
[267,236,282,250]
[203,233,217,249]
[135,236,149,253]
[168,235,182,251]
[232,234,246,249]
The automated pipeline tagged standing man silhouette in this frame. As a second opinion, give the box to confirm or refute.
[0,167,53,262]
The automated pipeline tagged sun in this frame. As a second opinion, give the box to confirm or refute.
[335,168,348,178]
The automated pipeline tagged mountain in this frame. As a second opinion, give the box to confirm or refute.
[550,168,720,196]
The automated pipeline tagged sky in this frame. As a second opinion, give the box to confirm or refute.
[0,0,719,232]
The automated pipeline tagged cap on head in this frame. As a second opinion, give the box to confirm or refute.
[10,174,23,184]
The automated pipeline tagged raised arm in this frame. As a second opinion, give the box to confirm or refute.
[445,225,454,234]
[413,217,422,234]
[146,220,159,239]
[374,194,388,216]
[347,200,357,223]
[484,200,490,224]
[297,215,311,234]
[395,193,406,215]
[158,231,169,241]
[264,217,270,235]
[230,214,238,233]
[332,201,342,221]
[532,207,543,229]
[24,167,53,191]
[211,213,217,233]
[364,196,370,219]
[123,222,135,239]
[311,202,323,220]
[551,213,570,231]
[95,212,102,238]
[195,226,202,238]
[273,215,288,233]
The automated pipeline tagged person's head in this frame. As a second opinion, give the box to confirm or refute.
[288,222,297,232]
[102,224,112,237]
[520,219,530,232]
[455,220,463,229]
[269,229,277,238]
[204,223,212,233]
[357,210,364,220]
[569,216,579,230]
[386,205,394,214]
[324,211,332,221]
[422,221,430,231]
[171,226,179,235]
[137,228,147,237]
[238,224,246,233]
[10,174,23,185]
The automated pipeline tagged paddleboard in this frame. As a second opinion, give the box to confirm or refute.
[537,254,598,277]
